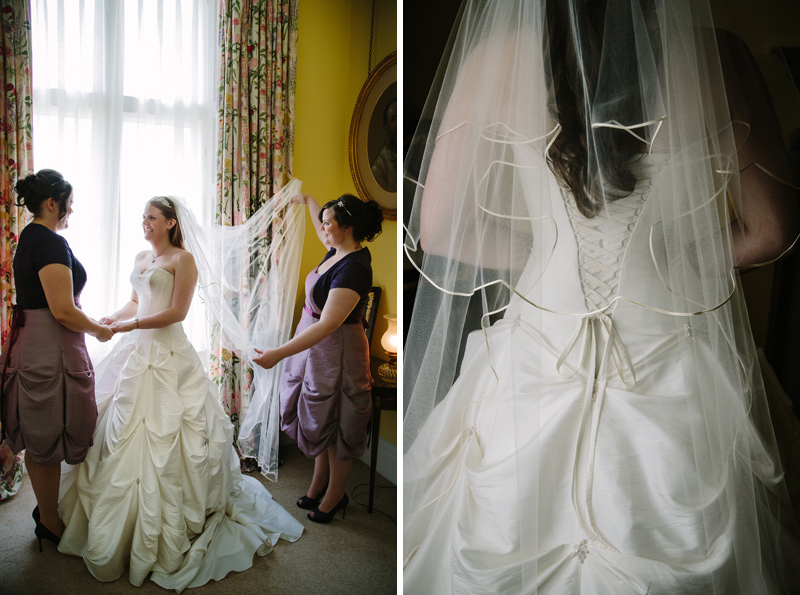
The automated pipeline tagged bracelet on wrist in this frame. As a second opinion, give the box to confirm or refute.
[135,318,139,329]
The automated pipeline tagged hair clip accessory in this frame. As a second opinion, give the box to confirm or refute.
[152,196,172,208]
[337,199,352,217]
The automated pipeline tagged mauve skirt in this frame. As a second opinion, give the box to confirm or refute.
[280,308,373,461]
[0,308,96,465]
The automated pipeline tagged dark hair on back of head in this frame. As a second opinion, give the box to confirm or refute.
[319,194,384,243]
[543,0,646,218]
[14,169,73,219]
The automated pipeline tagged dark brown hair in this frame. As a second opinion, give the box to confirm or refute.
[544,0,645,217]
[319,194,383,243]
[15,169,73,219]
[147,197,185,249]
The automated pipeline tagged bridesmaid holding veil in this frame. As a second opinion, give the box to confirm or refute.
[253,193,383,524]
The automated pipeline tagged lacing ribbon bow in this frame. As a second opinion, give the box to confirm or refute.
[554,312,642,560]
[555,312,636,391]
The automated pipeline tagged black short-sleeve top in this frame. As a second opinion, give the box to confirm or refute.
[14,223,87,310]
[312,247,372,324]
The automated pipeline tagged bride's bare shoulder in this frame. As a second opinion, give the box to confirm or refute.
[174,248,197,270]
[174,247,193,259]
[134,250,151,264]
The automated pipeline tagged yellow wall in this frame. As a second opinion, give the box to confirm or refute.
[294,0,397,444]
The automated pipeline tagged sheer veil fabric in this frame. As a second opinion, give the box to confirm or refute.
[171,181,306,479]
[403,1,800,593]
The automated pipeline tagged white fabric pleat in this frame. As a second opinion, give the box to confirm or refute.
[58,267,303,591]
[403,1,800,593]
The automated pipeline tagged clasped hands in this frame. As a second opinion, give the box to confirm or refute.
[98,316,136,334]
[96,314,282,368]
[95,316,283,371]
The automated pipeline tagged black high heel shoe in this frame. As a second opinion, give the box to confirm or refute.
[297,486,328,510]
[307,494,348,524]
[33,518,61,552]
[32,506,40,522]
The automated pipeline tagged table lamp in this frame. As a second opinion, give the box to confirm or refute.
[377,315,397,384]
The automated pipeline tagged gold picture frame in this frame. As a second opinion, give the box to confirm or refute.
[348,51,397,220]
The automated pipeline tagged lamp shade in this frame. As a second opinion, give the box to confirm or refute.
[381,315,398,354]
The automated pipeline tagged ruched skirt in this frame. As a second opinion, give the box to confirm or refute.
[0,308,96,465]
[279,306,373,461]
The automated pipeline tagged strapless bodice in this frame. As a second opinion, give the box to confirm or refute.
[131,267,176,316]
[130,267,186,346]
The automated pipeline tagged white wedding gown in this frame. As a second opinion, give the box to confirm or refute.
[404,157,800,594]
[58,267,303,591]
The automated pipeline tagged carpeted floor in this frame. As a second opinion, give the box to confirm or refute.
[0,444,397,595]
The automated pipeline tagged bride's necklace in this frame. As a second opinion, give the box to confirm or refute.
[151,245,170,263]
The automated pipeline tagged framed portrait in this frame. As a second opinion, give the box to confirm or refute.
[348,51,397,220]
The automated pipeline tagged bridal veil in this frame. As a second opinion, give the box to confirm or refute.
[171,180,305,480]
[403,0,800,592]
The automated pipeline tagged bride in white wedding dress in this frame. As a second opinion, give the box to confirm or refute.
[403,1,800,593]
[57,196,303,591]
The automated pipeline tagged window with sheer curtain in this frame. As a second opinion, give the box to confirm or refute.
[30,0,217,355]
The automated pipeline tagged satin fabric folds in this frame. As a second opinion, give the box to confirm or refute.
[280,268,373,461]
[58,267,303,591]
[0,308,96,465]
[402,0,800,593]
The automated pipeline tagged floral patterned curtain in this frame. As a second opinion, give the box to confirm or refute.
[0,0,32,501]
[211,0,298,457]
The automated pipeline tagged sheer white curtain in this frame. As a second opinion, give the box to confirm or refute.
[30,0,217,356]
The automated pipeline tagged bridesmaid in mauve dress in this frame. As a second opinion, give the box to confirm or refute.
[253,192,383,524]
[0,169,113,551]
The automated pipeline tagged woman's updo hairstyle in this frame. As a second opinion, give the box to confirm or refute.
[319,194,383,243]
[15,169,73,219]
[147,196,185,249]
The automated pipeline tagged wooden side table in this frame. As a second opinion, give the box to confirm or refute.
[369,357,397,513]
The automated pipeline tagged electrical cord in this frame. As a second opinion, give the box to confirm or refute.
[349,482,397,523]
